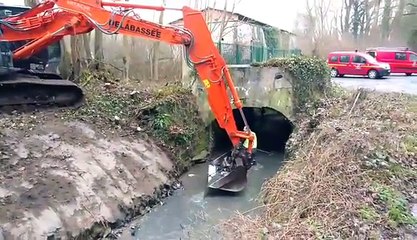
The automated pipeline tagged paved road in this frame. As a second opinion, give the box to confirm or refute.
[332,74,417,95]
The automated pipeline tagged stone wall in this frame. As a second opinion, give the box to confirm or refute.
[184,65,294,124]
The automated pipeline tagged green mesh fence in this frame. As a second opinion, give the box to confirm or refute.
[216,42,301,65]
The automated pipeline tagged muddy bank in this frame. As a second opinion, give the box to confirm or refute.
[0,118,175,239]
[223,88,417,239]
[0,72,209,239]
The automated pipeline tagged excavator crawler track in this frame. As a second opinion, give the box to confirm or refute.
[0,68,84,113]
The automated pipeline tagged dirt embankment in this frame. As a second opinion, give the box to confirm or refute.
[223,88,417,239]
[0,71,209,239]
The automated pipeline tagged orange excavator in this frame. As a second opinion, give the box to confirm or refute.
[0,0,257,192]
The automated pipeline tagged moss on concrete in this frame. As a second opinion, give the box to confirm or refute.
[252,55,332,112]
[267,88,293,118]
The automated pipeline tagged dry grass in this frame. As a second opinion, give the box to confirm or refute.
[222,88,417,239]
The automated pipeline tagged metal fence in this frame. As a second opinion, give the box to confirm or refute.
[216,42,302,65]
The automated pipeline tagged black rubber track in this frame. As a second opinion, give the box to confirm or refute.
[0,68,84,113]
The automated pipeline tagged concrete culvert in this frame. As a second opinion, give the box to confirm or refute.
[209,106,294,153]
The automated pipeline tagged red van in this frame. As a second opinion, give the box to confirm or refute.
[365,47,417,76]
[327,51,391,79]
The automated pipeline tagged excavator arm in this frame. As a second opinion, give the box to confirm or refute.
[0,0,256,192]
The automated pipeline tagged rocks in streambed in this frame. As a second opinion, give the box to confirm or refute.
[119,182,180,222]
[0,119,176,239]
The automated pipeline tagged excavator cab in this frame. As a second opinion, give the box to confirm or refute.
[0,41,12,70]
[0,4,61,74]
[0,4,83,112]
[0,7,14,72]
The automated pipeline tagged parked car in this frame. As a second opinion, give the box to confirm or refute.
[327,51,391,79]
[365,47,417,76]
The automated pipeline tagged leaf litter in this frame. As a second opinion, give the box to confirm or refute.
[222,88,417,239]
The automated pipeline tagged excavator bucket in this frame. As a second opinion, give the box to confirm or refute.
[207,164,247,192]
[207,153,248,192]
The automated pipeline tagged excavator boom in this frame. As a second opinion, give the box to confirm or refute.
[0,0,256,192]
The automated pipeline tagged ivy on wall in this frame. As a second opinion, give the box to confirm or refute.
[252,56,331,112]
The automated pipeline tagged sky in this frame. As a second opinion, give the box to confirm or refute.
[1,0,304,32]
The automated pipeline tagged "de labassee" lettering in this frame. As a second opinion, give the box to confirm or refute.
[108,20,161,38]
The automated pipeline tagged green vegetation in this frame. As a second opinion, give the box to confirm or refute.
[135,85,210,170]
[402,134,417,153]
[223,88,417,239]
[64,69,209,172]
[359,206,379,222]
[251,56,332,112]
[374,184,417,227]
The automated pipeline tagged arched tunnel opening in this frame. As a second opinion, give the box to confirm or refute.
[208,106,295,154]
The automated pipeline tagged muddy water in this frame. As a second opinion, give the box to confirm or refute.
[128,151,284,240]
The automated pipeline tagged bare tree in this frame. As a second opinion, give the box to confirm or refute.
[24,0,37,7]
[294,0,417,56]
[122,36,130,81]
[342,0,355,32]
[361,0,372,36]
[350,0,373,40]
[368,0,382,36]
[82,34,92,66]
[192,0,242,44]
[390,0,406,39]
[151,0,166,81]
[69,36,82,81]
[212,1,239,42]
[302,0,333,55]
[93,30,104,70]
[380,0,393,41]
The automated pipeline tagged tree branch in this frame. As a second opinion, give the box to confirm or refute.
[407,3,417,8]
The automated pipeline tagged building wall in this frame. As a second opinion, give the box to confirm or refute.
[172,9,300,65]
[170,9,267,47]
[278,30,298,50]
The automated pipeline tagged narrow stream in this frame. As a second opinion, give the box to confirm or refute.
[123,151,284,240]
